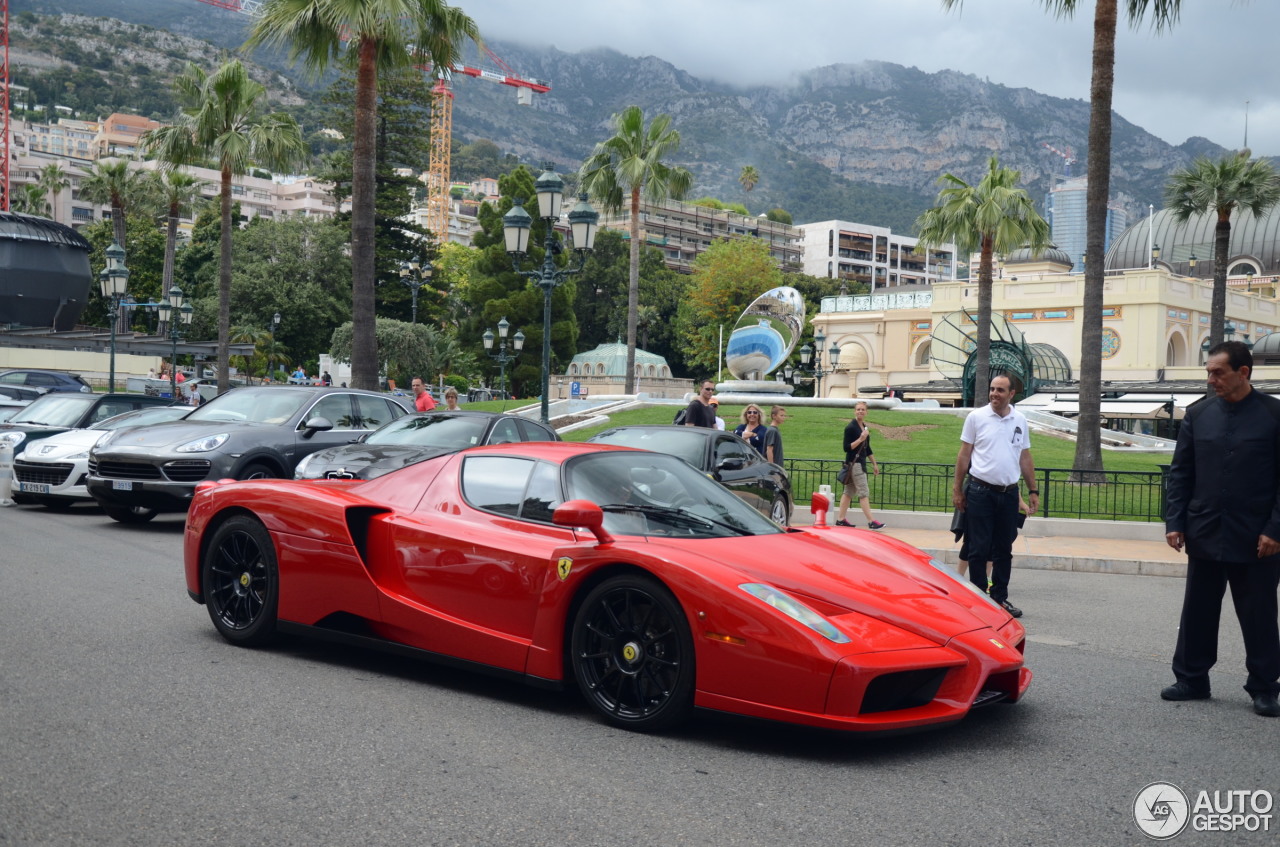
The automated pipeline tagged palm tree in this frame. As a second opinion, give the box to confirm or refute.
[10,183,47,216]
[739,165,759,195]
[980,0,1181,477]
[155,170,207,309]
[142,60,307,394]
[1166,151,1280,345]
[245,0,481,392]
[37,163,69,222]
[80,160,150,246]
[915,155,1049,402]
[580,105,694,394]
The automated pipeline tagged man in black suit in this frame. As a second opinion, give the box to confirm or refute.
[1164,341,1280,717]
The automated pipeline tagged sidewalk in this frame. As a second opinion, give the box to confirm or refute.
[791,509,1187,578]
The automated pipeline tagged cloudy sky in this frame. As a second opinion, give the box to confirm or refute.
[469,0,1279,157]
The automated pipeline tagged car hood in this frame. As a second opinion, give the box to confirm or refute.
[17,428,105,459]
[650,528,1008,647]
[97,419,276,450]
[301,443,456,479]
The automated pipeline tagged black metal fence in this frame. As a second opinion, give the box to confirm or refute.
[785,459,1167,523]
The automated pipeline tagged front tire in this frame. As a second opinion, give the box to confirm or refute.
[203,516,279,647]
[570,575,695,732]
[769,496,789,527]
[102,504,158,524]
[236,462,276,481]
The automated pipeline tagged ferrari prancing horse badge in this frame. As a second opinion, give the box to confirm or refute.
[557,557,573,581]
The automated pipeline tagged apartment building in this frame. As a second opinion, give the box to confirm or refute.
[796,220,958,289]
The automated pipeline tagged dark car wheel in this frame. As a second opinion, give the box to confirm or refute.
[236,462,276,481]
[102,504,158,524]
[203,516,278,647]
[570,575,695,732]
[40,498,74,511]
[769,496,789,527]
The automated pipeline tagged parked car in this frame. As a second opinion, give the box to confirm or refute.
[586,424,792,525]
[183,442,1030,734]
[0,392,176,454]
[294,410,560,480]
[11,404,196,510]
[0,384,44,403]
[0,369,92,393]
[86,385,411,523]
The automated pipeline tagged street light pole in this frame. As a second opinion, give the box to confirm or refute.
[503,166,598,425]
[157,284,194,400]
[482,317,525,398]
[100,240,130,394]
[399,258,434,325]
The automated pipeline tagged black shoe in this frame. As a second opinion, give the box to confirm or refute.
[1161,681,1210,701]
[1253,692,1280,717]
[835,519,855,527]
[998,599,1022,618]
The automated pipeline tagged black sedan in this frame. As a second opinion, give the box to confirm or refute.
[586,425,792,525]
[86,385,411,522]
[294,410,560,480]
[0,392,175,454]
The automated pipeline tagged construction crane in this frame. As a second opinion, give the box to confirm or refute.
[1,0,9,210]
[1041,142,1076,178]
[190,0,549,241]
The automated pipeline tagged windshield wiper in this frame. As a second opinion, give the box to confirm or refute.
[600,503,753,536]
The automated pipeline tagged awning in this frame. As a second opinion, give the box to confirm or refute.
[1020,393,1205,419]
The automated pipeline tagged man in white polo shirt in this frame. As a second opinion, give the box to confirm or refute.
[952,373,1039,617]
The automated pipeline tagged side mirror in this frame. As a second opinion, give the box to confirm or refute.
[553,499,614,545]
[301,416,334,439]
[716,457,745,473]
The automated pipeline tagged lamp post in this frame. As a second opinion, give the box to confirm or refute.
[1188,253,1197,277]
[1202,319,1253,360]
[502,166,598,424]
[157,284,194,400]
[1151,243,1161,269]
[795,328,841,398]
[100,240,130,393]
[482,317,525,399]
[399,258,434,325]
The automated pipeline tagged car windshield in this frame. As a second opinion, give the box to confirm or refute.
[6,393,95,427]
[368,413,490,448]
[588,428,706,467]
[185,387,309,424]
[564,452,781,538]
[91,406,192,431]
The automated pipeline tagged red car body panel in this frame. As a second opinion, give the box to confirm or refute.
[184,442,1030,732]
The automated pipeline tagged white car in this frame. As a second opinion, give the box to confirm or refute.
[12,405,195,509]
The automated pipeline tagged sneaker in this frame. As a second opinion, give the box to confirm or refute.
[867,520,886,530]
[998,599,1023,618]
[835,519,855,527]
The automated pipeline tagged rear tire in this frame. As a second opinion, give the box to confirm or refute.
[102,504,158,524]
[236,462,276,481]
[203,515,279,647]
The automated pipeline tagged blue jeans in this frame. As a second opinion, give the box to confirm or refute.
[963,483,1019,603]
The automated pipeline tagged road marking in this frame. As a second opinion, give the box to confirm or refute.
[1026,634,1077,646]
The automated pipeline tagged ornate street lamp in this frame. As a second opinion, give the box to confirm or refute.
[482,317,525,398]
[157,284,194,400]
[1150,243,1161,268]
[1188,253,1197,276]
[793,328,841,398]
[399,258,434,325]
[99,240,130,393]
[503,166,597,424]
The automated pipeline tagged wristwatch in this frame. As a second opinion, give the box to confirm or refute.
[1027,489,1039,495]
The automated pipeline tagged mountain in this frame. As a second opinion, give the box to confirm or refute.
[10,1,1230,231]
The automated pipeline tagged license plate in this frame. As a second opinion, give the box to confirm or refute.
[19,482,51,494]
[112,480,133,491]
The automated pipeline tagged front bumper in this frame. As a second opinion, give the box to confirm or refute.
[13,456,92,500]
[86,454,218,511]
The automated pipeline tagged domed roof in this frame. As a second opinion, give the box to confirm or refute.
[568,340,670,376]
[1104,206,1280,276]
[1006,243,1073,269]
[1251,330,1280,356]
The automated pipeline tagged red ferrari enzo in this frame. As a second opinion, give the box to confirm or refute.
[184,442,1030,733]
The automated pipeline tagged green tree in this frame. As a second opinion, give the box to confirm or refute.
[739,165,759,194]
[1165,151,1280,345]
[37,163,69,221]
[155,170,207,306]
[580,105,694,394]
[246,0,481,393]
[915,155,1049,402]
[986,0,1182,478]
[142,59,308,394]
[10,183,47,216]
[765,208,793,225]
[328,318,459,388]
[676,238,783,375]
[80,159,152,247]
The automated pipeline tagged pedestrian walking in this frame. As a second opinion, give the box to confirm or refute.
[836,401,884,530]
[1162,341,1280,717]
[952,374,1037,618]
[734,404,769,455]
[765,406,787,466]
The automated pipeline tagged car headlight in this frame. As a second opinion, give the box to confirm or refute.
[0,431,27,448]
[929,557,1001,607]
[294,452,316,479]
[176,433,230,453]
[68,450,90,460]
[739,583,850,643]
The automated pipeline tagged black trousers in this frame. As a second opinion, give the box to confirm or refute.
[1172,556,1280,696]
[962,483,1019,604]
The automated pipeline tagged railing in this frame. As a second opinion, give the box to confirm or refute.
[784,459,1167,523]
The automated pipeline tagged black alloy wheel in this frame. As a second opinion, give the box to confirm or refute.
[203,515,279,647]
[102,504,158,524]
[570,575,695,732]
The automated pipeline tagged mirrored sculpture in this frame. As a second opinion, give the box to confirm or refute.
[725,286,805,381]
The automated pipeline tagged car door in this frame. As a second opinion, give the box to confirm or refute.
[517,418,559,442]
[370,454,572,672]
[711,434,771,515]
[290,393,372,469]
[485,416,522,445]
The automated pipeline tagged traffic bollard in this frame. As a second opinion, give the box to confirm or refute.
[0,439,14,507]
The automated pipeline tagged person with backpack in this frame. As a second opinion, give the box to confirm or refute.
[676,380,717,428]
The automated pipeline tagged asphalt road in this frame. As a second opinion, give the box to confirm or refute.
[1,502,1276,847]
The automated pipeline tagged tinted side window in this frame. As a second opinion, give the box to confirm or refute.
[0,373,21,385]
[461,456,534,517]
[715,437,750,465]
[30,373,58,387]
[355,395,400,430]
[93,399,137,422]
[518,419,558,442]
[487,417,521,445]
[520,461,563,523]
[305,394,358,430]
